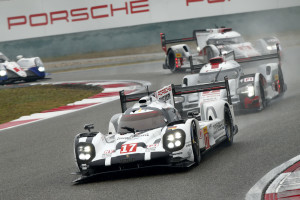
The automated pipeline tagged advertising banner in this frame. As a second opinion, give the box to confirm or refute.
[0,0,300,42]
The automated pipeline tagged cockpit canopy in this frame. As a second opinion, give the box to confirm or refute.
[117,107,181,133]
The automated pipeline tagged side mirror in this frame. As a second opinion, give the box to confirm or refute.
[16,55,23,60]
[84,124,94,132]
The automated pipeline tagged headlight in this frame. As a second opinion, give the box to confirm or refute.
[238,85,255,97]
[38,66,45,72]
[35,57,44,67]
[267,45,276,51]
[163,129,186,152]
[76,143,95,163]
[247,85,255,97]
[167,134,175,141]
[0,70,7,76]
[175,131,182,139]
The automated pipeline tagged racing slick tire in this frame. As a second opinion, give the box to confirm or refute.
[258,80,266,111]
[167,49,178,73]
[224,106,234,146]
[191,121,201,165]
[278,66,286,95]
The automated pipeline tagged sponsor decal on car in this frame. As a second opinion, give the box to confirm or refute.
[199,129,203,139]
[244,77,254,82]
[117,136,132,140]
[102,149,115,158]
[176,53,182,58]
[213,120,224,132]
[155,84,174,105]
[203,126,210,149]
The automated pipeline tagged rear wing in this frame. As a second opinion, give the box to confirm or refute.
[160,33,196,54]
[172,77,232,105]
[235,44,281,64]
[119,78,232,113]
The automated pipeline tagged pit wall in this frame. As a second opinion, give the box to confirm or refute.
[0,0,299,58]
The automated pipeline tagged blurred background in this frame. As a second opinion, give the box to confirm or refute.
[0,0,299,59]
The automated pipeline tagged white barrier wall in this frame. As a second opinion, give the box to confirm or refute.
[1,0,300,42]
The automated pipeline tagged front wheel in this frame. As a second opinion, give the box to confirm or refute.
[191,121,201,165]
[258,81,266,111]
[224,106,234,146]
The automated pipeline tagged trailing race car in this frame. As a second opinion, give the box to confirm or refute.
[0,52,45,84]
[160,28,281,72]
[182,44,286,112]
[73,80,238,183]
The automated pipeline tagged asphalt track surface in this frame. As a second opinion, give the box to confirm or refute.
[1,38,300,200]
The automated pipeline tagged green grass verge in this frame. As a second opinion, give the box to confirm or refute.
[0,84,103,124]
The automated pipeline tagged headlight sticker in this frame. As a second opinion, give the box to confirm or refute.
[168,126,177,130]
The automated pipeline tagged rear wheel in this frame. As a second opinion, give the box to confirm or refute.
[258,81,266,110]
[278,66,286,94]
[224,106,233,146]
[191,121,201,165]
[167,49,177,73]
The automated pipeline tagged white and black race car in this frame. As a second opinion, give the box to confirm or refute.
[160,28,281,72]
[73,80,238,183]
[183,44,286,112]
[0,52,45,84]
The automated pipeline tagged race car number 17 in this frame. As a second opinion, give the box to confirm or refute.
[120,143,138,154]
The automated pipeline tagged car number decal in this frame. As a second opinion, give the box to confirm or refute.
[120,143,138,154]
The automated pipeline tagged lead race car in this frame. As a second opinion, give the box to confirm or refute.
[0,52,45,84]
[182,43,286,112]
[160,27,280,72]
[73,79,238,183]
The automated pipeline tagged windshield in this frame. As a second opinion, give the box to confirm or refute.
[199,69,239,84]
[207,36,245,45]
[117,109,167,133]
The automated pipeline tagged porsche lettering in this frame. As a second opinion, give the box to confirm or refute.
[7,0,150,30]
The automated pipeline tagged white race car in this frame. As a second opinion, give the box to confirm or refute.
[0,52,45,84]
[73,80,238,183]
[160,28,281,72]
[182,47,286,112]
